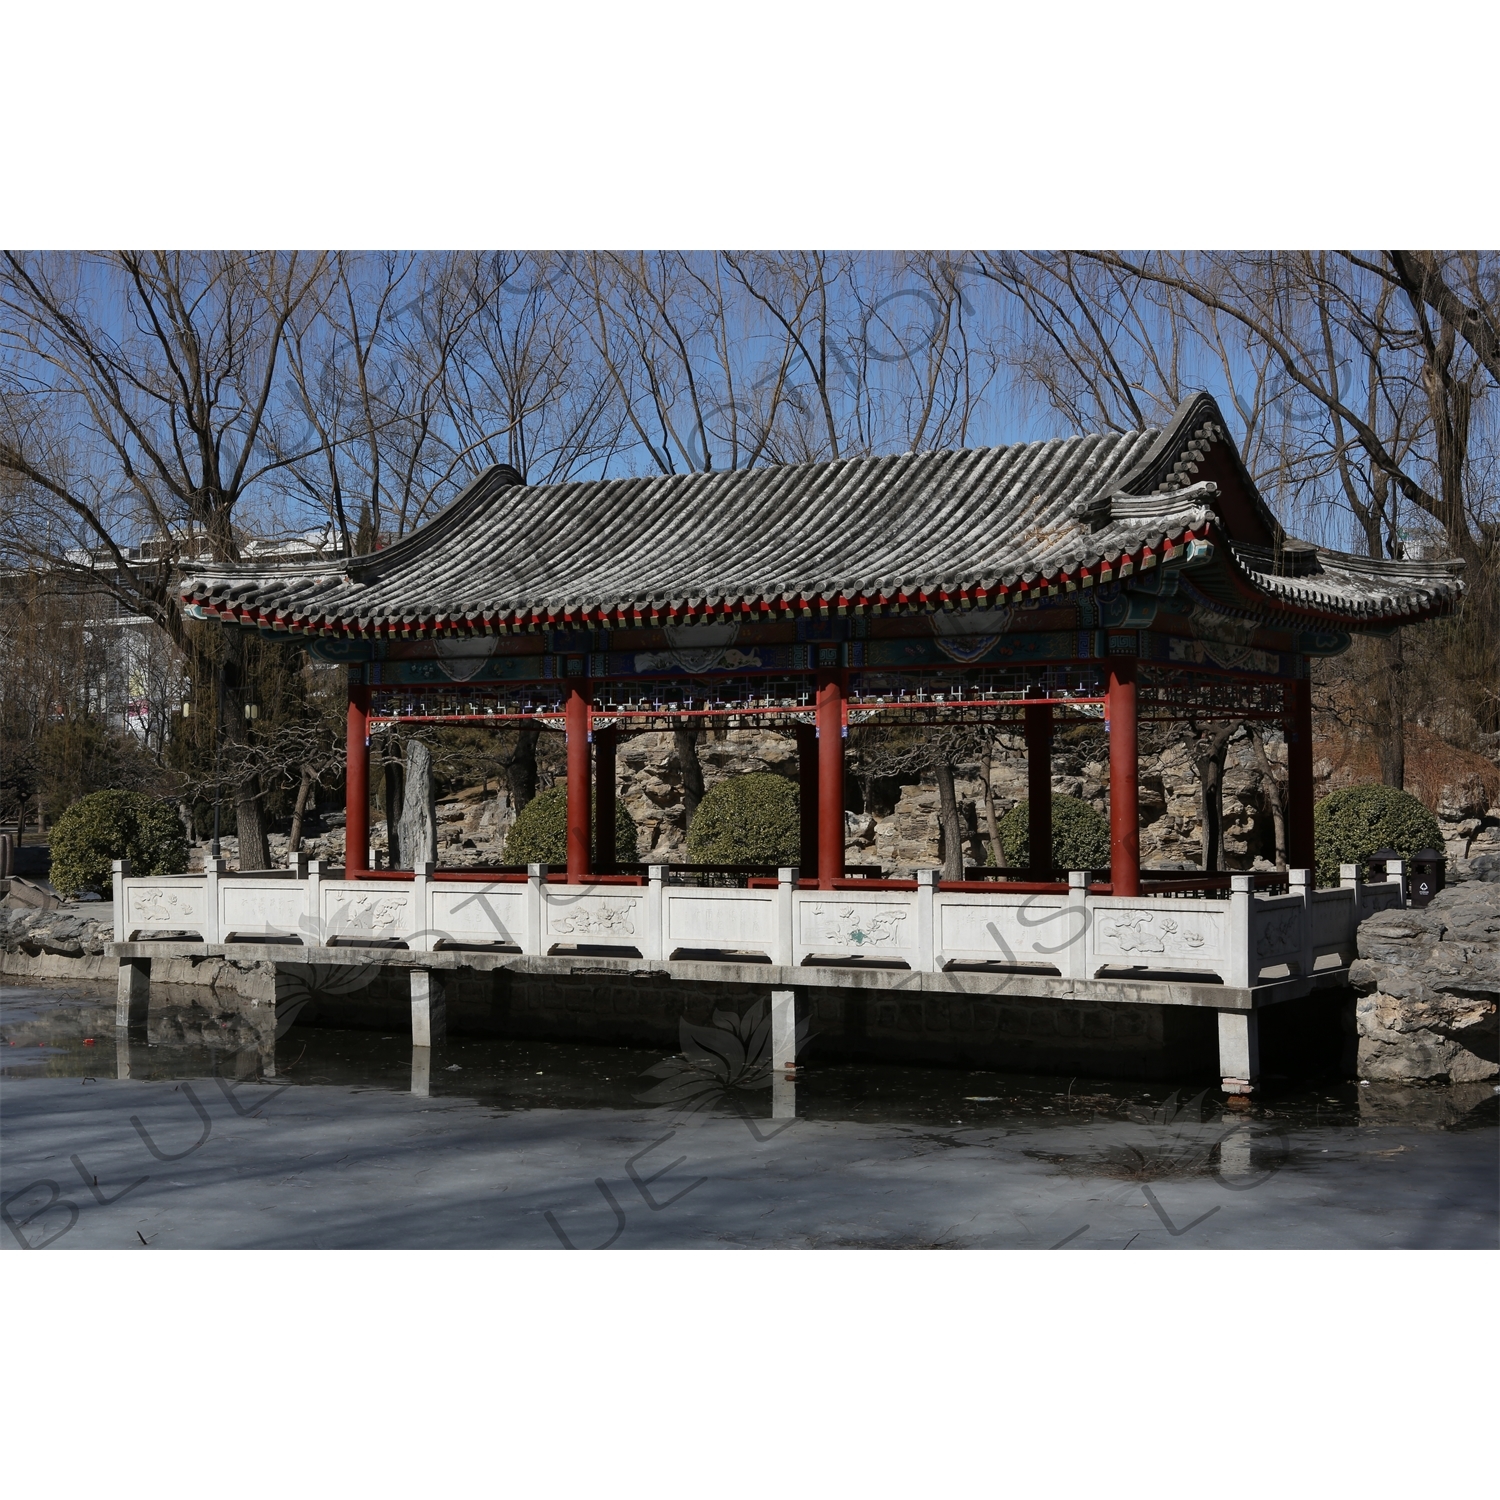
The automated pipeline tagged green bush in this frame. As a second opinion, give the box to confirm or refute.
[49,790,188,898]
[993,794,1111,872]
[687,773,801,866]
[502,784,639,866]
[1314,783,1444,886]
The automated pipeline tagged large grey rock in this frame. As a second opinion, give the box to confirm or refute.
[1349,882,1500,1081]
[397,739,437,868]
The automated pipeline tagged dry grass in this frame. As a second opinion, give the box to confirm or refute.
[1313,720,1500,813]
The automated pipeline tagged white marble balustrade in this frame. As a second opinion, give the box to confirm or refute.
[112,857,1407,989]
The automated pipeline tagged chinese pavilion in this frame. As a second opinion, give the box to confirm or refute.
[181,391,1462,893]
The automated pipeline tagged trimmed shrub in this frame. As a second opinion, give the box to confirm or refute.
[49,790,188,899]
[1314,783,1444,886]
[687,773,801,866]
[993,794,1110,872]
[502,784,640,866]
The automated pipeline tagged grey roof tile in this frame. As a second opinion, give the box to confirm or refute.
[181,393,1463,634]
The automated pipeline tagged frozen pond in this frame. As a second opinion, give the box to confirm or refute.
[3,980,1495,1250]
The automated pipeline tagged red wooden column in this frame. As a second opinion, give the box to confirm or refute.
[594,723,618,874]
[796,724,819,877]
[815,669,845,888]
[565,681,592,884]
[1024,696,1053,874]
[346,678,371,878]
[1107,659,1140,897]
[1285,673,1315,873]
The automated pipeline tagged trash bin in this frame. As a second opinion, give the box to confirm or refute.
[1409,848,1446,907]
[1366,847,1401,883]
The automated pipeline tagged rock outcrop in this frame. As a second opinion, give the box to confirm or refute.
[1350,882,1500,1082]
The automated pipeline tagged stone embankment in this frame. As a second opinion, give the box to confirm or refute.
[1350,879,1500,1082]
[0,900,273,996]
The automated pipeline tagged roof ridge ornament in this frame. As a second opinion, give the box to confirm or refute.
[1071,480,1220,532]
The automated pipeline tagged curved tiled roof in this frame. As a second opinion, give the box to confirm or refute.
[181,393,1463,636]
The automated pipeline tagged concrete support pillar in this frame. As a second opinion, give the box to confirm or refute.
[1217,1009,1260,1095]
[1024,699,1054,873]
[770,988,797,1072]
[1285,672,1315,875]
[346,678,371,878]
[1107,658,1140,897]
[815,669,845,889]
[411,1046,432,1098]
[594,724,618,873]
[411,969,447,1048]
[116,958,150,1028]
[565,681,592,885]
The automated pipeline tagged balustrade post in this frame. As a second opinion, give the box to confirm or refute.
[411,860,434,953]
[1063,870,1090,981]
[526,862,546,956]
[916,868,938,972]
[644,864,665,961]
[112,858,130,944]
[1226,873,1254,989]
[774,867,798,968]
[203,857,224,944]
[1289,868,1314,978]
[306,859,324,947]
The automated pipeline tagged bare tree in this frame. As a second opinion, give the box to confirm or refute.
[0,252,328,867]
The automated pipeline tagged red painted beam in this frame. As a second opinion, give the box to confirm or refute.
[1024,698,1053,872]
[1285,674,1315,872]
[816,668,845,889]
[1107,659,1140,897]
[346,680,371,877]
[594,723,618,874]
[565,681,592,884]
[796,723,819,878]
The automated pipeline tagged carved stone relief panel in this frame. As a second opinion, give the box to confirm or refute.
[800,902,911,950]
[547,896,641,938]
[1093,907,1222,961]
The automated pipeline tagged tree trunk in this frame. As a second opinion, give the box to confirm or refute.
[219,632,271,871]
[979,739,1003,867]
[397,739,437,868]
[383,752,405,869]
[935,757,964,881]
[506,728,538,814]
[288,767,316,854]
[1190,720,1241,874]
[1380,630,1405,788]
[675,729,705,830]
[1246,727,1287,870]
